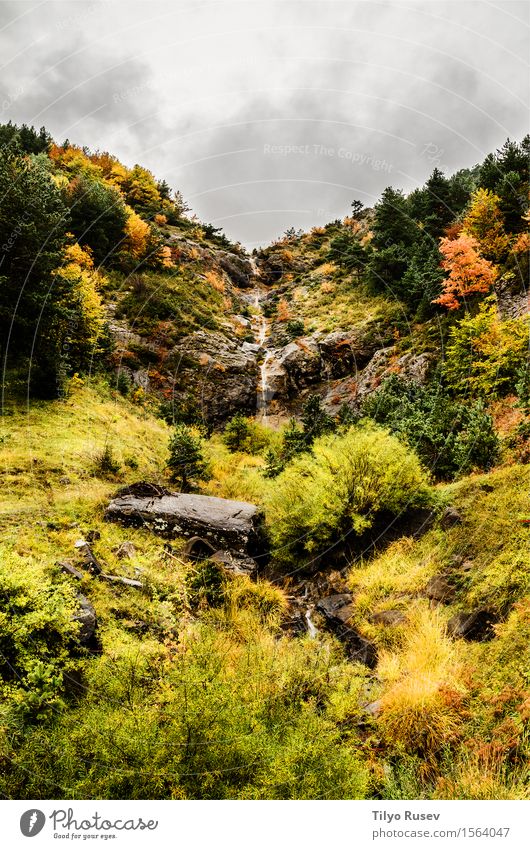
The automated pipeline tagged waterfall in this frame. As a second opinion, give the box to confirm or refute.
[250,263,275,421]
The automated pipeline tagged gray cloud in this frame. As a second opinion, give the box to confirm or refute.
[0,0,528,246]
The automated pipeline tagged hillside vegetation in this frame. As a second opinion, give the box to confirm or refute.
[0,123,529,799]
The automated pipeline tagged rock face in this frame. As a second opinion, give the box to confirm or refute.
[316,593,377,667]
[172,330,258,422]
[105,485,267,559]
[322,346,433,413]
[448,609,498,642]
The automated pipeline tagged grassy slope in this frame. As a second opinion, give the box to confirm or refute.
[348,464,530,799]
[0,383,371,800]
[1,379,528,799]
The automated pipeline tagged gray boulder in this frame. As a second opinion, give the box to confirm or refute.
[105,486,266,558]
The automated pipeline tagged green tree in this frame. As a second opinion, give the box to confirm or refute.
[301,394,334,445]
[223,413,251,452]
[66,174,128,264]
[0,149,71,395]
[0,121,52,155]
[167,425,210,491]
[400,239,444,313]
[369,187,418,296]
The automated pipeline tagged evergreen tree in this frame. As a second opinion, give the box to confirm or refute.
[66,174,128,264]
[167,425,210,492]
[223,413,251,452]
[0,149,70,395]
[301,394,334,444]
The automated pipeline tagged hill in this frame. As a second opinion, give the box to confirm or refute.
[0,123,529,800]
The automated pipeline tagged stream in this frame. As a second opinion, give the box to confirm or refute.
[249,263,276,423]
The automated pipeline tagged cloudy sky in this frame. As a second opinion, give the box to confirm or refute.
[0,0,528,247]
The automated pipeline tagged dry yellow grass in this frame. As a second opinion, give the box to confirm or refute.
[377,608,466,758]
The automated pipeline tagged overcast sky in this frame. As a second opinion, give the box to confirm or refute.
[0,0,528,247]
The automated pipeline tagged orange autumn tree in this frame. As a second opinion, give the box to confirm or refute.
[433,233,497,310]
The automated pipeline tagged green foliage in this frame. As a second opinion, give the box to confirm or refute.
[263,398,334,478]
[399,240,444,313]
[0,148,72,395]
[266,424,431,565]
[363,375,499,479]
[167,425,210,491]
[0,552,80,724]
[222,414,272,455]
[286,318,305,339]
[66,174,128,264]
[479,136,530,233]
[443,298,529,399]
[300,393,334,444]
[223,413,251,452]
[116,370,131,396]
[93,443,121,477]
[0,121,52,155]
[326,229,369,278]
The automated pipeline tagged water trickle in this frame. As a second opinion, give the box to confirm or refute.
[305,609,318,638]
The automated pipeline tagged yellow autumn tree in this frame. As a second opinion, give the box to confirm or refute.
[55,241,106,366]
[123,205,151,258]
[463,188,510,263]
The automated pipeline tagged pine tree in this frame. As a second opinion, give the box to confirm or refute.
[167,425,210,492]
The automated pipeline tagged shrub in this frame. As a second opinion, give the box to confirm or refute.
[223,414,251,452]
[93,443,121,477]
[363,375,499,479]
[265,424,431,565]
[167,425,210,491]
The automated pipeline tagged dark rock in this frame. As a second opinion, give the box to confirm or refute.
[172,330,258,422]
[425,574,457,603]
[115,481,170,499]
[317,593,355,624]
[210,550,258,576]
[276,338,321,390]
[447,609,498,642]
[218,253,253,288]
[318,329,378,378]
[441,507,463,529]
[105,488,267,558]
[86,529,101,543]
[316,593,377,667]
[57,561,84,581]
[74,540,103,575]
[73,593,97,644]
[182,535,217,560]
[370,609,406,626]
[115,541,136,560]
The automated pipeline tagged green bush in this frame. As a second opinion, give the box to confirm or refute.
[265,423,431,565]
[363,375,499,479]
